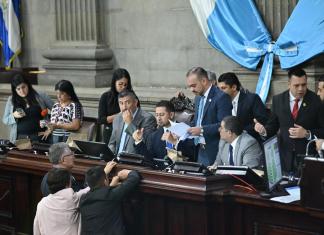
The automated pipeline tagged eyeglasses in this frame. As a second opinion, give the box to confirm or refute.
[62,152,75,160]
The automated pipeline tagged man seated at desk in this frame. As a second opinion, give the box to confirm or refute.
[132,100,194,161]
[108,90,156,154]
[208,116,263,170]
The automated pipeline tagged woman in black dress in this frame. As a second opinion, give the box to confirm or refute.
[98,68,133,143]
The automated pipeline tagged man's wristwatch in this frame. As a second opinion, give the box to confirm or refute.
[200,128,204,136]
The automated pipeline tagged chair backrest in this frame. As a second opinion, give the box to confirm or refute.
[82,117,98,141]
[65,117,98,148]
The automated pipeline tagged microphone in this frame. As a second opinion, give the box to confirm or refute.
[313,135,324,158]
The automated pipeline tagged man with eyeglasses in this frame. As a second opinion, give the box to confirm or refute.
[133,100,194,160]
[40,142,80,196]
[208,116,262,170]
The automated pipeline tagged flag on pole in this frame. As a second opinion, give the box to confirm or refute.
[0,0,21,69]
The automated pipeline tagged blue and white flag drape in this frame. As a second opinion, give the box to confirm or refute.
[276,0,324,69]
[0,0,21,69]
[190,0,324,102]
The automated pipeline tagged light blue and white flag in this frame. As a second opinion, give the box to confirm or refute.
[0,0,21,69]
[190,0,324,103]
[190,0,270,70]
[277,0,324,69]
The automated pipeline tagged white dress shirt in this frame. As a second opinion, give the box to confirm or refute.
[232,91,240,116]
[202,85,212,108]
[289,92,303,112]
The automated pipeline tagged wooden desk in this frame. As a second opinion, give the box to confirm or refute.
[0,150,323,235]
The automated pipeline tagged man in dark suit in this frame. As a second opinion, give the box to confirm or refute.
[217,72,268,142]
[208,116,263,170]
[80,163,140,235]
[108,90,156,154]
[186,67,232,166]
[133,100,194,160]
[317,76,324,102]
[254,68,324,173]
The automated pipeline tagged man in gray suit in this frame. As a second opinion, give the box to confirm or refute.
[209,116,262,170]
[108,90,156,154]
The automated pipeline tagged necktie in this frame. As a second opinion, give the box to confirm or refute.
[118,124,128,153]
[229,145,234,165]
[196,96,205,126]
[194,96,205,146]
[291,99,299,120]
[166,141,174,149]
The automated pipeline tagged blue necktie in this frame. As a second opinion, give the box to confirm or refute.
[166,141,174,149]
[229,145,234,165]
[118,124,128,153]
[196,96,205,126]
[194,96,205,145]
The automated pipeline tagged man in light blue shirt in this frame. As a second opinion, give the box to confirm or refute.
[108,90,156,154]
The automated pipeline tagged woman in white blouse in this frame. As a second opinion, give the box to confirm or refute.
[42,80,83,143]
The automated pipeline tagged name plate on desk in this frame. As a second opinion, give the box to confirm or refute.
[215,166,264,188]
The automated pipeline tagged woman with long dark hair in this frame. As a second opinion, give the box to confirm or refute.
[2,74,53,143]
[43,80,84,143]
[98,68,133,143]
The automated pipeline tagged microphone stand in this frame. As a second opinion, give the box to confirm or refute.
[305,137,323,158]
[305,139,317,157]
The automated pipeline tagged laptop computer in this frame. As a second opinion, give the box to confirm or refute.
[263,136,283,192]
[74,140,115,162]
[261,136,293,197]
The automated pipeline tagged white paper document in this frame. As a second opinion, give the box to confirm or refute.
[167,122,194,141]
[270,186,300,204]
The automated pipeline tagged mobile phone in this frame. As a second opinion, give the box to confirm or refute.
[16,108,26,116]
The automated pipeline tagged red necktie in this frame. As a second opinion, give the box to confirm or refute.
[291,99,299,120]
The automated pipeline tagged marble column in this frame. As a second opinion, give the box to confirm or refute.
[234,0,324,104]
[41,0,113,87]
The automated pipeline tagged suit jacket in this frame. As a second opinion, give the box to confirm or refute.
[265,90,324,173]
[109,108,156,154]
[80,171,140,235]
[135,127,195,160]
[211,132,262,169]
[192,86,232,166]
[236,90,268,142]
